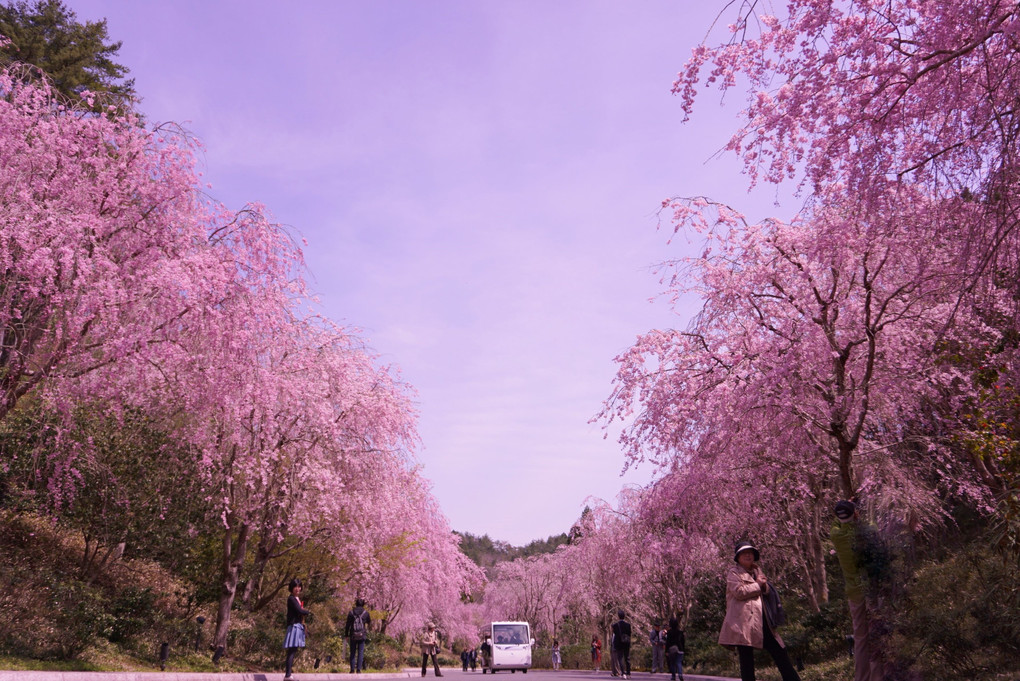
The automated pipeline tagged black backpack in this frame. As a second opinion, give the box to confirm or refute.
[351,610,367,641]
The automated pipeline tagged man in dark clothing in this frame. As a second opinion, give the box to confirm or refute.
[480,636,492,672]
[612,609,633,679]
[345,598,371,673]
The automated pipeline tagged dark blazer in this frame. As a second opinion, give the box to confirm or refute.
[611,620,632,649]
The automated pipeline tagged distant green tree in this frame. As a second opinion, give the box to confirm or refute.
[0,0,134,101]
[456,530,569,573]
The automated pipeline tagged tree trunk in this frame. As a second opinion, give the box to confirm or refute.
[213,521,250,654]
[805,505,828,608]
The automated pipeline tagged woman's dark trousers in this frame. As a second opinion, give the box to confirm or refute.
[422,652,443,676]
[735,620,800,681]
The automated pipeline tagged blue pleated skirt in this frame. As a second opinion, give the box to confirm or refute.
[284,623,306,649]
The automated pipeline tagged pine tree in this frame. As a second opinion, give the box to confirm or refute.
[0,0,133,101]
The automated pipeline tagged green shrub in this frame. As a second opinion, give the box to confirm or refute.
[108,587,159,643]
[888,543,1020,678]
[779,600,852,664]
[558,642,594,670]
[47,580,116,658]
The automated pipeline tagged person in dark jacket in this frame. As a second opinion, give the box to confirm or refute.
[345,598,371,673]
[479,636,491,672]
[664,617,686,681]
[611,609,633,679]
[283,578,311,681]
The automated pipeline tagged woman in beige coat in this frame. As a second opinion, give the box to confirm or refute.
[419,622,444,677]
[719,541,800,681]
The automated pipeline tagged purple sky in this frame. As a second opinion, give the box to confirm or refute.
[68,1,790,545]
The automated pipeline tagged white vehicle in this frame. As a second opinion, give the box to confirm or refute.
[485,621,533,674]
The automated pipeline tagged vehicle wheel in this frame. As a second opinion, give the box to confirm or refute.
[511,671,516,674]
[522,670,528,674]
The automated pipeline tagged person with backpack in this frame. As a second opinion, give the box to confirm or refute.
[612,609,633,679]
[664,617,685,681]
[345,597,371,673]
[831,500,888,681]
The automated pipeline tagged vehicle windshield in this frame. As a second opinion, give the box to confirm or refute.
[492,624,529,645]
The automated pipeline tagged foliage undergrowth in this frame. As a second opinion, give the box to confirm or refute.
[0,510,408,673]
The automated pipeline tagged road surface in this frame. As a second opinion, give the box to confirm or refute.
[0,666,737,681]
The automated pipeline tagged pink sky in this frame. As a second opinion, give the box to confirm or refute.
[68,1,792,545]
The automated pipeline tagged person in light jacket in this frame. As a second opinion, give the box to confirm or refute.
[719,541,800,681]
[419,622,444,677]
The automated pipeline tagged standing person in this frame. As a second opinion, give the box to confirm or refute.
[283,578,311,681]
[664,617,685,681]
[831,500,887,681]
[649,622,663,673]
[609,629,620,677]
[719,541,801,681]
[470,646,478,672]
[591,635,602,672]
[345,598,371,673]
[480,635,492,673]
[551,639,562,671]
[659,627,669,674]
[461,648,470,672]
[612,610,632,679]
[419,622,443,677]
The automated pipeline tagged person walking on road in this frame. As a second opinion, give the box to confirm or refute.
[345,597,371,673]
[283,578,311,681]
[612,610,633,679]
[551,639,562,670]
[719,540,801,681]
[419,622,444,677]
[664,617,685,681]
[591,635,602,672]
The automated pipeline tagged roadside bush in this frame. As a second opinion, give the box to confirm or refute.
[363,638,389,670]
[558,642,592,670]
[889,543,1020,678]
[779,600,851,665]
[108,587,159,644]
[683,631,736,676]
[47,579,115,658]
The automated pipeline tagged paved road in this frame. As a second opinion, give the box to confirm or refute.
[0,668,737,681]
[431,670,736,681]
